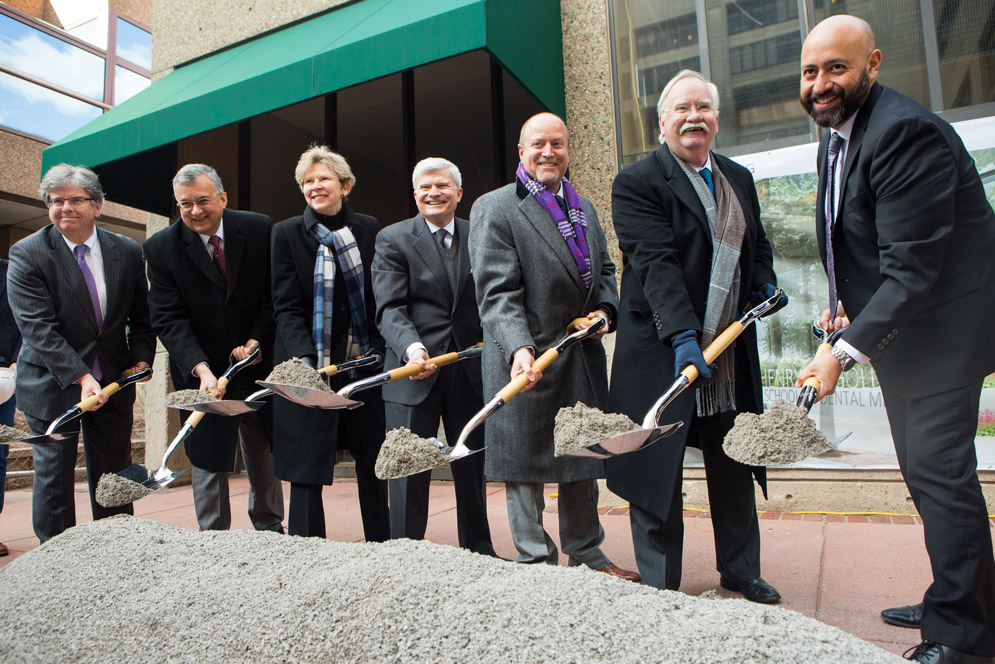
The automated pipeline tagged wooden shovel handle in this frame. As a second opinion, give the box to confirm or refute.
[679,321,747,382]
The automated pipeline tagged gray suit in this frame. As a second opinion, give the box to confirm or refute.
[8,225,155,542]
[468,181,618,566]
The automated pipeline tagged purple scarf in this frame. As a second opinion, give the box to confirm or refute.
[516,162,592,287]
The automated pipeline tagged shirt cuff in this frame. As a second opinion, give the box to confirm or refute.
[402,342,427,364]
[836,339,870,365]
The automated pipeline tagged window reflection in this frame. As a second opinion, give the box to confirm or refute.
[0,71,102,142]
[115,17,151,70]
[115,65,150,104]
[933,0,995,110]
[0,13,105,101]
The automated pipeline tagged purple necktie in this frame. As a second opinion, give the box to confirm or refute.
[825,132,845,321]
[74,244,103,381]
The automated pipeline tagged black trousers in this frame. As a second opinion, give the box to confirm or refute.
[385,365,493,554]
[27,403,134,543]
[882,379,995,656]
[630,410,761,591]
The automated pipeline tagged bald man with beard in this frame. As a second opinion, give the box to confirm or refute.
[797,15,995,663]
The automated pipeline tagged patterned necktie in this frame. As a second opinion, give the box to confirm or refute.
[74,244,103,381]
[436,229,458,298]
[700,167,715,197]
[208,235,227,278]
[825,132,845,320]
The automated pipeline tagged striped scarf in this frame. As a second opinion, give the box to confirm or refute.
[308,217,370,367]
[516,162,592,287]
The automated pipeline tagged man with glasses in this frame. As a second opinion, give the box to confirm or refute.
[7,163,155,543]
[143,164,284,533]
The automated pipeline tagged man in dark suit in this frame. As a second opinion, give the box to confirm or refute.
[8,164,155,543]
[372,157,494,555]
[604,71,783,603]
[144,164,283,532]
[796,16,995,663]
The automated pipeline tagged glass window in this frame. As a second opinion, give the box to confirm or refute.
[933,0,995,110]
[612,0,700,166]
[0,71,103,142]
[115,17,151,70]
[114,65,150,104]
[0,13,105,101]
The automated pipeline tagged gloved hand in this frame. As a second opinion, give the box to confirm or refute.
[671,330,714,379]
[749,283,787,317]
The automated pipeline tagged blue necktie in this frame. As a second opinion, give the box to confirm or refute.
[700,167,714,197]
[825,132,845,321]
[74,244,103,381]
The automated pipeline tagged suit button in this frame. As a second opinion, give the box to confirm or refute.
[892,329,899,335]
[877,344,885,350]
[882,339,889,345]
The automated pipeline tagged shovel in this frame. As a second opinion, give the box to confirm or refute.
[115,350,261,492]
[255,350,386,410]
[178,351,383,415]
[335,344,483,406]
[796,324,852,446]
[378,317,607,480]
[15,367,153,445]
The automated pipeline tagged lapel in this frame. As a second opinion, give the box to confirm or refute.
[48,226,99,332]
[815,133,829,263]
[181,219,227,292]
[222,212,243,299]
[97,228,121,329]
[834,83,881,236]
[656,147,710,240]
[410,216,453,306]
[516,181,587,295]
[453,217,472,309]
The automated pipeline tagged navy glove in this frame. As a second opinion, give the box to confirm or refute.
[671,330,714,379]
[749,282,787,317]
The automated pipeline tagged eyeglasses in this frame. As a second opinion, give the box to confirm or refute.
[47,197,94,208]
[177,192,223,211]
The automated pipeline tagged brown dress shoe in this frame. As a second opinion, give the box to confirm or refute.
[597,562,641,582]
[0,541,8,557]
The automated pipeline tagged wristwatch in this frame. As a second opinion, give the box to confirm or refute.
[830,345,856,372]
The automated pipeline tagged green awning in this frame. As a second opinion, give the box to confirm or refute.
[41,0,564,175]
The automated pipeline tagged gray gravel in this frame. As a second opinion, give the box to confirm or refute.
[264,357,332,392]
[375,427,448,479]
[553,402,639,456]
[95,473,154,507]
[723,400,832,466]
[0,517,904,664]
[164,389,218,407]
[0,424,30,443]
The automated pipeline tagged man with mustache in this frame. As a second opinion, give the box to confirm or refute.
[796,15,995,664]
[605,70,784,602]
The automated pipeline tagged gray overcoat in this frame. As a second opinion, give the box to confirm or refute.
[468,181,618,483]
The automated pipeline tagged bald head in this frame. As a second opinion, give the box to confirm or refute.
[518,113,570,191]
[519,113,569,149]
[800,15,881,128]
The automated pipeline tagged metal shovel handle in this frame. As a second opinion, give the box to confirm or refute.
[337,344,482,399]
[318,350,383,377]
[46,366,153,435]
[796,325,846,410]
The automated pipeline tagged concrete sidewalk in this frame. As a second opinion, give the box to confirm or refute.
[2,475,991,657]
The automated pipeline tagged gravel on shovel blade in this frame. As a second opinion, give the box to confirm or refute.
[0,517,904,664]
[553,402,639,456]
[0,423,30,443]
[723,399,832,466]
[375,427,448,479]
[95,473,154,507]
[264,357,332,393]
[164,389,217,407]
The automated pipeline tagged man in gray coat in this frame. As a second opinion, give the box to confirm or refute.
[468,112,637,581]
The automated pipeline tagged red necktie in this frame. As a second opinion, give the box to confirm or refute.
[208,235,227,279]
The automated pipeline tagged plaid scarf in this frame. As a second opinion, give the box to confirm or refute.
[307,211,370,366]
[516,162,592,287]
[671,148,746,416]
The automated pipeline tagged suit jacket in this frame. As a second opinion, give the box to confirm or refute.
[468,181,618,483]
[270,204,385,485]
[372,215,482,406]
[0,261,22,368]
[816,83,995,397]
[7,225,155,421]
[604,147,775,520]
[144,208,276,472]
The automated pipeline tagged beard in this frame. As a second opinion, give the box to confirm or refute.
[802,68,871,128]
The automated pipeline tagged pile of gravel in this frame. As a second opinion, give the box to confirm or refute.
[95,473,154,507]
[553,402,639,456]
[723,400,832,466]
[264,357,332,393]
[375,427,448,479]
[0,423,30,443]
[164,389,217,407]
[0,517,903,663]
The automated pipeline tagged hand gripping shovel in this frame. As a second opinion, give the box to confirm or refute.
[114,350,262,493]
[255,350,385,410]
[178,351,383,415]
[335,344,483,406]
[16,367,153,445]
[377,317,607,480]
[796,324,852,446]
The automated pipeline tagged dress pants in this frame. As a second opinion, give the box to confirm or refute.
[191,409,284,532]
[27,405,134,543]
[629,410,761,591]
[0,394,15,515]
[882,379,995,656]
[505,479,610,569]
[386,365,493,554]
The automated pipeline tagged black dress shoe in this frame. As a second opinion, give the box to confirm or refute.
[719,576,781,604]
[882,602,923,628]
[903,640,995,663]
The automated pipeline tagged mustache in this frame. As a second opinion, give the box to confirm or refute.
[679,122,708,134]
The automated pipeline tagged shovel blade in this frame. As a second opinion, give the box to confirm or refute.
[257,381,363,409]
[172,400,264,415]
[18,431,78,446]
[142,468,189,492]
[564,421,684,459]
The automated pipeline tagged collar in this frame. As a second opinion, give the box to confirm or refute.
[62,228,99,255]
[197,218,225,250]
[832,112,858,143]
[424,217,456,236]
[694,154,714,173]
